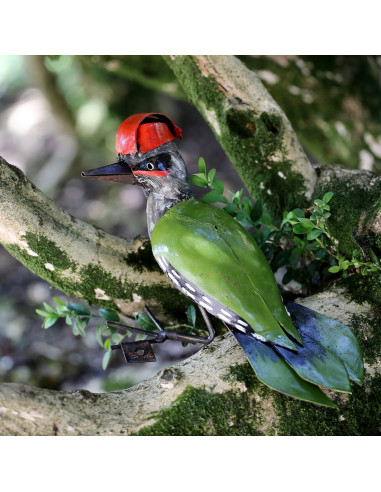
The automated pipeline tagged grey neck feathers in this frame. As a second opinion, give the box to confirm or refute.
[146,187,193,238]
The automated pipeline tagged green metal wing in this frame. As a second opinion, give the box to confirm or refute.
[151,198,300,350]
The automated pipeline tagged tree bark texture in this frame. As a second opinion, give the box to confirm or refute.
[0,157,186,319]
[164,56,381,258]
[0,288,379,436]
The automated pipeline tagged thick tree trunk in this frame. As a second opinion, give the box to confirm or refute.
[0,288,379,436]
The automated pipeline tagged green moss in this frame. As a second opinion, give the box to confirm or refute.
[341,274,381,306]
[22,232,77,270]
[349,308,381,366]
[313,168,381,258]
[5,233,79,296]
[134,385,264,436]
[275,373,381,435]
[4,232,187,315]
[227,363,262,392]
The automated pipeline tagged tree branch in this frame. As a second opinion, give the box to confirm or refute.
[164,55,381,258]
[164,55,317,213]
[0,156,185,317]
[0,288,379,436]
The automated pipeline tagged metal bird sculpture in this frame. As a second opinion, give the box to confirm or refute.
[82,113,363,408]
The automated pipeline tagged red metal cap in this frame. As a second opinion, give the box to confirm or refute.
[115,113,183,155]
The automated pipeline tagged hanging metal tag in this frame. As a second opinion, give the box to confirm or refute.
[118,341,157,363]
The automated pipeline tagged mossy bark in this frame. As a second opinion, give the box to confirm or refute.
[0,156,187,318]
[164,55,381,261]
[0,289,379,436]
[164,56,317,217]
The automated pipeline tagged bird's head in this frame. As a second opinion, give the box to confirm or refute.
[82,113,190,199]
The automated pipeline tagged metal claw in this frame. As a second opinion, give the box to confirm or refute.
[110,305,215,363]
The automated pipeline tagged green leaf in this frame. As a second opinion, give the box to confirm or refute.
[293,222,314,234]
[250,200,263,222]
[198,157,206,175]
[136,313,156,331]
[207,168,216,183]
[190,175,208,187]
[53,297,65,307]
[307,229,323,240]
[104,338,111,350]
[101,324,116,336]
[328,266,341,273]
[292,208,305,218]
[211,177,224,194]
[369,248,380,265]
[224,202,238,216]
[66,303,90,316]
[242,197,252,214]
[186,304,197,327]
[99,308,120,322]
[74,318,87,336]
[201,189,226,204]
[43,316,59,329]
[65,315,72,325]
[35,309,49,317]
[102,350,112,370]
[232,189,243,207]
[111,333,125,344]
[96,321,104,348]
[292,247,305,255]
[323,192,334,203]
[43,302,57,315]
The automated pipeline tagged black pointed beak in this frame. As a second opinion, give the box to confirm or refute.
[81,162,136,184]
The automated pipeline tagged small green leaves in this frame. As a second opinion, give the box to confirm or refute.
[99,308,120,322]
[96,321,105,348]
[102,349,112,370]
[328,265,341,273]
[186,305,197,327]
[323,192,334,203]
[198,156,206,175]
[66,303,90,316]
[136,313,156,331]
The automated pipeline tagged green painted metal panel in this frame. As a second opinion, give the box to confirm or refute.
[152,199,300,350]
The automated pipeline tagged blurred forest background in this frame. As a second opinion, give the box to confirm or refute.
[0,55,380,394]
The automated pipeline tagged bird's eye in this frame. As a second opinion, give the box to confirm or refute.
[147,162,155,171]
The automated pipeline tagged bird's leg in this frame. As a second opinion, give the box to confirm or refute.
[109,305,216,364]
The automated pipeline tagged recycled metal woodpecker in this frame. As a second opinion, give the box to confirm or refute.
[82,113,363,408]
